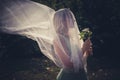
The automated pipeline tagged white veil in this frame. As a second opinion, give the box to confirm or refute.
[0,0,55,40]
[53,9,84,71]
[0,0,85,72]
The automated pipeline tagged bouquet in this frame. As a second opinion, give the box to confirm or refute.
[80,28,93,61]
[79,28,92,41]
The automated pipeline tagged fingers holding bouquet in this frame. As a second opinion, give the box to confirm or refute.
[80,28,93,56]
[83,38,93,56]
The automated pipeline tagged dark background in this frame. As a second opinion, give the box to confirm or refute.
[1,0,120,65]
[0,0,120,80]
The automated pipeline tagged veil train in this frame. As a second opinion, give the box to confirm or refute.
[0,0,86,72]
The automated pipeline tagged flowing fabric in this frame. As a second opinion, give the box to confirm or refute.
[0,0,86,72]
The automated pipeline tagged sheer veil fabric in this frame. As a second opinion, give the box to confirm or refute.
[0,0,86,72]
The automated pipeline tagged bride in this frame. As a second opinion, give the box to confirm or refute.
[0,0,92,80]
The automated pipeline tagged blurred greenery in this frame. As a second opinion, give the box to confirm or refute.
[0,0,120,80]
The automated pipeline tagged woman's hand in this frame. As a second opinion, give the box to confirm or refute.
[82,38,93,56]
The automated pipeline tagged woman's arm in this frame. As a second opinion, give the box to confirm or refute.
[53,39,73,69]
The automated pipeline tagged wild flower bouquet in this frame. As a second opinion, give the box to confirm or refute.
[80,28,92,41]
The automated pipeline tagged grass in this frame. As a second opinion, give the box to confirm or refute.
[0,56,120,80]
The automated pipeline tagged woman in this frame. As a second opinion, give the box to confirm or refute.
[0,0,92,80]
[53,9,92,80]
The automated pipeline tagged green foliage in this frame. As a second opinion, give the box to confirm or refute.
[80,28,92,41]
